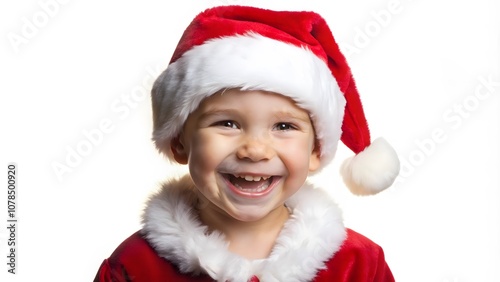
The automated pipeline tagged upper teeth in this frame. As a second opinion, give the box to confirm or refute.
[235,175,271,181]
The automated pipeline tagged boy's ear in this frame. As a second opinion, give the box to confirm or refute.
[171,137,188,164]
[309,141,321,172]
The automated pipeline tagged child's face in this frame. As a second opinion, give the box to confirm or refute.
[173,89,321,222]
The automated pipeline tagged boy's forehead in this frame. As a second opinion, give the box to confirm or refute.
[195,88,310,114]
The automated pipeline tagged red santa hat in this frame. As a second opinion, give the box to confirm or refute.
[151,5,400,195]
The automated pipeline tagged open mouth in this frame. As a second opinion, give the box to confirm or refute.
[222,174,280,196]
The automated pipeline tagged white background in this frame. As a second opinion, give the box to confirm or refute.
[1,0,499,281]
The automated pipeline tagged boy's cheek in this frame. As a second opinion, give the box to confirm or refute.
[189,135,230,161]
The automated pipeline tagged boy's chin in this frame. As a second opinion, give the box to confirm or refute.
[224,205,285,223]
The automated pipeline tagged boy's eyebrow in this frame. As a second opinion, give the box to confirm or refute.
[273,110,311,123]
[197,109,240,120]
[198,108,311,122]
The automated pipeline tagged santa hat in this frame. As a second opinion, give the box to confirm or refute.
[151,5,400,195]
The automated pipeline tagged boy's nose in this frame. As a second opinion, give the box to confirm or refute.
[236,137,275,162]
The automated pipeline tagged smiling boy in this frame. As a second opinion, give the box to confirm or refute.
[94,5,400,282]
[174,89,320,260]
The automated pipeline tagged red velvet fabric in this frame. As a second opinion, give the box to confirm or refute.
[94,229,394,282]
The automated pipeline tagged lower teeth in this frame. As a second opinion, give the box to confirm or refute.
[234,183,269,192]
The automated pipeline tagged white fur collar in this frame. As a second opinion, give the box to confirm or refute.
[141,175,346,282]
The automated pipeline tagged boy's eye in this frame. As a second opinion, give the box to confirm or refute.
[213,120,239,129]
[274,122,295,131]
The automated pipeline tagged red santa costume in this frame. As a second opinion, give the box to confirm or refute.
[94,5,400,282]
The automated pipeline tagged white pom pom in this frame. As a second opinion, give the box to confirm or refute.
[340,137,400,195]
